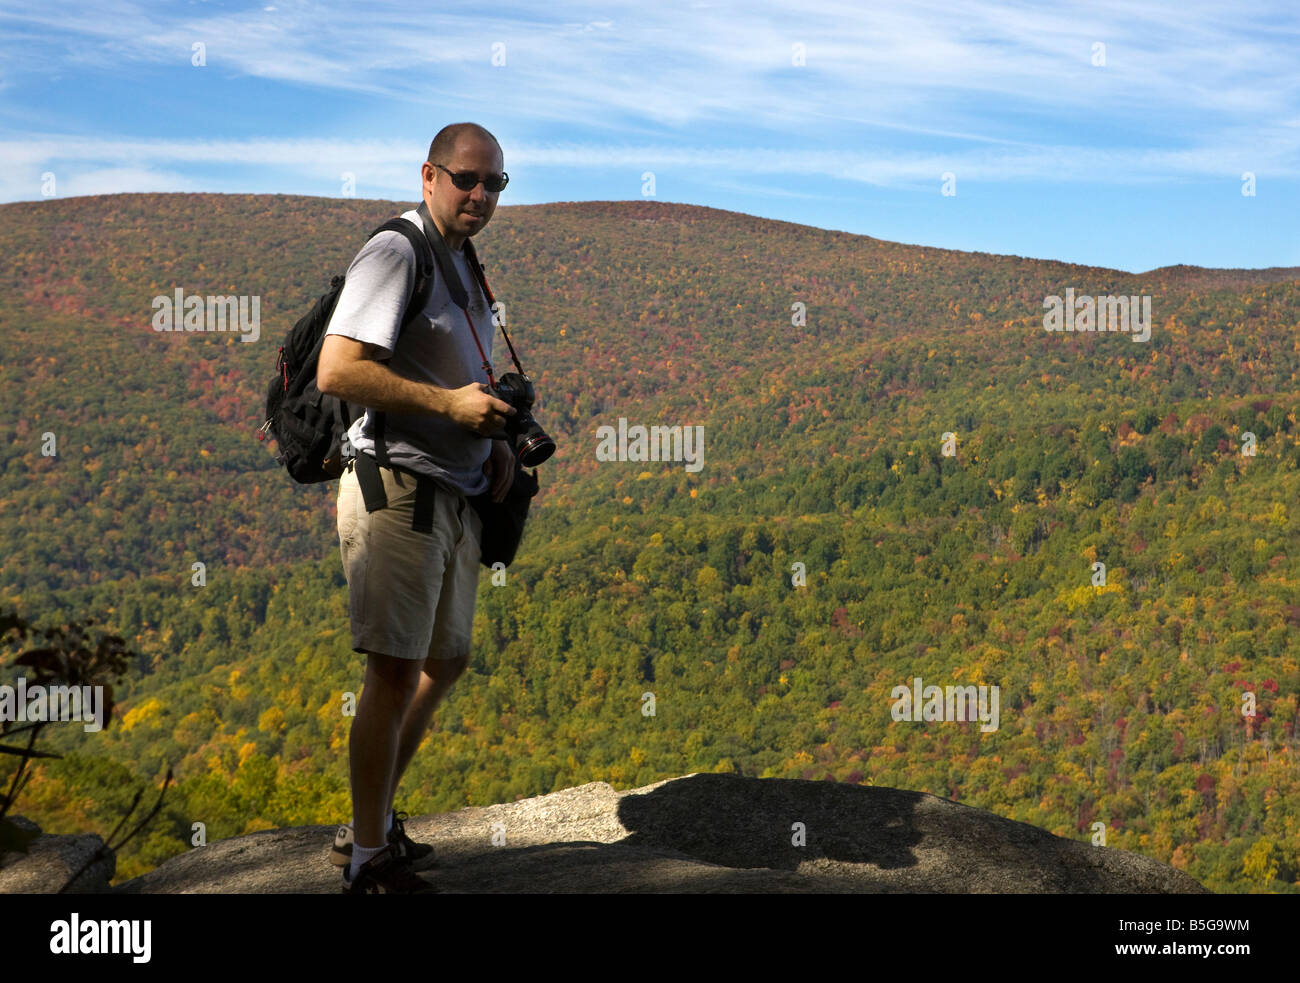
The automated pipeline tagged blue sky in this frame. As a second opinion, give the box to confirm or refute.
[1,0,1296,272]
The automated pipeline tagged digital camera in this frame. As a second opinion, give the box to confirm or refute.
[490,371,555,467]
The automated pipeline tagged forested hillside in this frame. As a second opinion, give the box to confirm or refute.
[1,193,1297,891]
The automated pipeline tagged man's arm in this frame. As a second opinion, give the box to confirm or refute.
[318,334,515,435]
[317,334,451,416]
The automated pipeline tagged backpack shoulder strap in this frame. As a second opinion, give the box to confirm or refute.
[367,216,435,327]
[361,212,436,475]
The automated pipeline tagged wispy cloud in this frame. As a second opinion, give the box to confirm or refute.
[3,0,1298,129]
[55,165,199,197]
[0,1,1295,268]
[3,129,1294,205]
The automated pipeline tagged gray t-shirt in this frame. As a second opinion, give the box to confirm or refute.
[326,209,495,497]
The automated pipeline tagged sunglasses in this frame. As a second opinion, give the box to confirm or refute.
[434,163,508,193]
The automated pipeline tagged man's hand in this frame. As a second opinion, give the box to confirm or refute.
[449,383,516,436]
[484,439,515,502]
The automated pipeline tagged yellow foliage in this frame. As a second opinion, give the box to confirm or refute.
[258,705,286,734]
[121,697,165,732]
[1242,838,1278,885]
[1061,581,1124,613]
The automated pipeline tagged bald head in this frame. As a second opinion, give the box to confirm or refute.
[427,123,501,167]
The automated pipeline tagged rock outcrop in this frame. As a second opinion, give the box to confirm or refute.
[96,774,1206,894]
[0,816,115,893]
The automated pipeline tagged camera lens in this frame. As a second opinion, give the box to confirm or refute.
[515,419,555,466]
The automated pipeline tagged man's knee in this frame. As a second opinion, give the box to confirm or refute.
[425,651,469,684]
[362,651,424,707]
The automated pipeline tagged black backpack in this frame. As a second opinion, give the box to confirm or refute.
[257,216,434,482]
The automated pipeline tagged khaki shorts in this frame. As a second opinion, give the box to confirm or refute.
[337,461,482,661]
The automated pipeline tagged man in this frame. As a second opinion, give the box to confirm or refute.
[317,122,516,893]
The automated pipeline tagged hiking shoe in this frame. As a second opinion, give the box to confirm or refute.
[389,811,437,869]
[330,811,438,870]
[342,845,438,894]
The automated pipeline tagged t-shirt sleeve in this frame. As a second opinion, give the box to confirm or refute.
[323,231,417,359]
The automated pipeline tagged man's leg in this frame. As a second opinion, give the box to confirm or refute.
[386,653,469,814]
[350,651,424,851]
[385,492,483,815]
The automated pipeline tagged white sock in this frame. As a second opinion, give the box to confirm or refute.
[349,842,386,881]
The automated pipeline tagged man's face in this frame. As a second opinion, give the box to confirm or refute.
[422,135,504,241]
